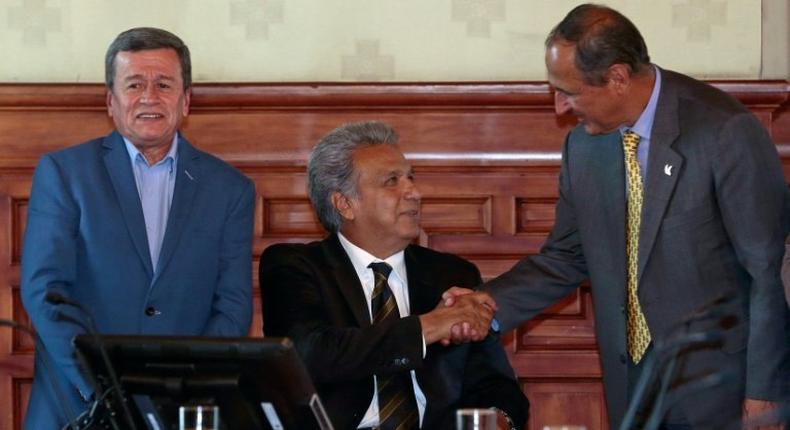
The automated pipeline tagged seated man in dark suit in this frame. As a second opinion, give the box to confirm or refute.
[260,121,528,430]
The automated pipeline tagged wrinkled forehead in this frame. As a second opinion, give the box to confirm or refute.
[352,144,410,174]
[113,49,183,77]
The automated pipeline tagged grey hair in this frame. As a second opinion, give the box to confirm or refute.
[308,121,399,233]
[105,27,191,91]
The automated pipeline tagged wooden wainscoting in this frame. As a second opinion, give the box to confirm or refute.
[0,81,787,430]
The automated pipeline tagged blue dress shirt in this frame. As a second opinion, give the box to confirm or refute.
[123,135,178,273]
[621,65,662,179]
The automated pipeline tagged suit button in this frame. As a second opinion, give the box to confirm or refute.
[620,354,627,364]
[145,306,157,316]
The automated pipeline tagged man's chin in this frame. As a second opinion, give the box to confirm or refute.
[126,131,177,148]
[582,120,620,136]
[583,122,604,135]
[399,227,421,243]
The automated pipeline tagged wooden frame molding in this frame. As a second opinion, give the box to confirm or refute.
[0,80,787,430]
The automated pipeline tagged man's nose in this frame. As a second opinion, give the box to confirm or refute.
[140,83,158,101]
[554,91,571,115]
[404,178,421,200]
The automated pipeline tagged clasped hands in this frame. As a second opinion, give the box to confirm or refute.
[418,287,496,345]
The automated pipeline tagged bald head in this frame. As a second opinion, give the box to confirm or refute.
[546,3,651,86]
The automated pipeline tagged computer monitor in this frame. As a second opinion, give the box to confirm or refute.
[74,335,333,430]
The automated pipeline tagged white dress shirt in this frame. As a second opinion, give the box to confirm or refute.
[337,233,427,428]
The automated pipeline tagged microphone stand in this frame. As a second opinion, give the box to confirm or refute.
[45,292,138,430]
[618,291,738,430]
[643,366,737,430]
[0,319,80,429]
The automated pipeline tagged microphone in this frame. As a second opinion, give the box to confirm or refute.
[643,367,737,430]
[0,318,81,429]
[666,290,738,334]
[46,291,85,307]
[654,331,724,361]
[618,292,738,430]
[618,331,725,430]
[45,292,138,430]
[644,332,729,430]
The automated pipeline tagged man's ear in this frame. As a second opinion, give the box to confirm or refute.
[182,86,192,117]
[606,63,631,93]
[106,89,114,116]
[332,192,355,221]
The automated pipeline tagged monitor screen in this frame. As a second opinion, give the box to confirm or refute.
[74,335,333,430]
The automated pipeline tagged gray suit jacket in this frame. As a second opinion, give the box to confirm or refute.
[485,68,790,429]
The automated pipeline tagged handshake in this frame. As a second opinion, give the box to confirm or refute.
[418,287,497,346]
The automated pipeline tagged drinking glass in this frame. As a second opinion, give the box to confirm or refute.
[542,426,588,430]
[456,408,497,430]
[178,405,220,430]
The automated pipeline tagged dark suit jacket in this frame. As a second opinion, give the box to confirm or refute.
[485,68,790,429]
[260,235,528,429]
[21,131,255,429]
[783,234,790,307]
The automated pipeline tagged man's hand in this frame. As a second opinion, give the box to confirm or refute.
[438,287,498,345]
[419,294,494,345]
[441,286,497,311]
[742,398,783,430]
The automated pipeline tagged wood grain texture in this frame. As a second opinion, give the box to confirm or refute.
[0,81,786,430]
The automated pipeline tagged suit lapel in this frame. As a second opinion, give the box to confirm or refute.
[102,131,154,277]
[154,135,200,282]
[404,246,439,316]
[323,235,373,327]
[596,133,629,274]
[638,71,683,280]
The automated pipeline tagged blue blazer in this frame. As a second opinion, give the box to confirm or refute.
[21,131,255,428]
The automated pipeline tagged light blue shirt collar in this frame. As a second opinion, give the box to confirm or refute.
[620,66,662,176]
[626,65,662,140]
[123,134,179,167]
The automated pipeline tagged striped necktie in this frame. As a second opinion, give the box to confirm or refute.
[368,262,419,430]
[623,131,651,363]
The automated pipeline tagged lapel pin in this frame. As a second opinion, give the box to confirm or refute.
[664,164,673,176]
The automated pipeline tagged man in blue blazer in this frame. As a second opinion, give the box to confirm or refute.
[21,28,255,428]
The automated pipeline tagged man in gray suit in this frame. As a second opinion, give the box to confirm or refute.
[447,4,789,429]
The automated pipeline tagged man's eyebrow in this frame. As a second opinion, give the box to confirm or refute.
[121,74,176,81]
[550,84,572,95]
[376,168,407,178]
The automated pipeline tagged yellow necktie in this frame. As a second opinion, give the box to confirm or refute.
[623,131,651,363]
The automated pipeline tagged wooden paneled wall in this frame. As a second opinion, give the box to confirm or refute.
[0,81,787,430]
